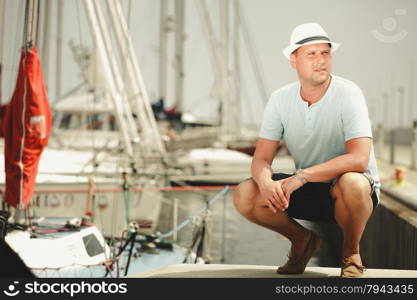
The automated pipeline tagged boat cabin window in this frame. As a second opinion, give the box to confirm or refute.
[59,112,82,129]
[58,112,118,131]
[108,114,117,131]
[86,113,118,131]
[86,113,105,130]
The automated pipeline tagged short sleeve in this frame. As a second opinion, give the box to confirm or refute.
[258,93,284,141]
[341,86,372,141]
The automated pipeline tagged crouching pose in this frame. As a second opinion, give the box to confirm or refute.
[233,23,380,278]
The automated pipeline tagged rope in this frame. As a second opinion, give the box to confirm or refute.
[159,186,229,239]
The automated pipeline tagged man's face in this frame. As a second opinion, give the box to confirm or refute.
[290,43,332,86]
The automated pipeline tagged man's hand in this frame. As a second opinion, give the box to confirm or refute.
[258,180,289,213]
[281,175,305,203]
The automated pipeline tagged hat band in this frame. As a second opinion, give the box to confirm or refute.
[296,36,330,45]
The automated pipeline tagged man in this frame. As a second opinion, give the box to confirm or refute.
[233,23,380,278]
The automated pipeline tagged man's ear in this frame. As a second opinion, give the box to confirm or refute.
[290,52,297,69]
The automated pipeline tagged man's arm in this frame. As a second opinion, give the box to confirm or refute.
[251,138,288,212]
[251,138,278,187]
[301,137,371,182]
[280,137,371,201]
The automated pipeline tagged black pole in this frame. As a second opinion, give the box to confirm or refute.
[124,230,137,276]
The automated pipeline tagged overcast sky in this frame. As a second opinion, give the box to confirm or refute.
[1,0,416,128]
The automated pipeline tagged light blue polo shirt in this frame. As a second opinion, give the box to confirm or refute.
[259,74,380,198]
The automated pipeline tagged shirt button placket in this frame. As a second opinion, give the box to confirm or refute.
[305,109,313,135]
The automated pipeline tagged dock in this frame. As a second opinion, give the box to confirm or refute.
[129,263,417,278]
[127,143,417,278]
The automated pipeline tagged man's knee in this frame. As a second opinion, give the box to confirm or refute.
[233,179,258,215]
[335,172,371,198]
[333,172,373,214]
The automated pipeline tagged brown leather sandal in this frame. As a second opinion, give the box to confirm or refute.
[340,256,366,278]
[277,230,322,274]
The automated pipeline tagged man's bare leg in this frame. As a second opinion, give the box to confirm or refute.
[332,172,373,263]
[233,179,311,256]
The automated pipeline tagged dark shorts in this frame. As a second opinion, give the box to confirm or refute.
[271,173,379,223]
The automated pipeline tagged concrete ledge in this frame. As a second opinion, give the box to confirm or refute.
[381,185,417,212]
[128,263,417,278]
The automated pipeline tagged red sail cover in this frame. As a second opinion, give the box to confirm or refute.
[2,48,52,208]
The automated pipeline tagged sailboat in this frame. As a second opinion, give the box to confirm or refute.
[154,0,291,186]
[0,0,119,277]
[0,0,227,278]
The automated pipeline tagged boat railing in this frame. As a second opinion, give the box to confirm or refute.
[159,186,230,240]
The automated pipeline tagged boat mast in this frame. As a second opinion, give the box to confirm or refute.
[219,0,230,141]
[55,0,63,101]
[232,0,241,135]
[14,0,40,215]
[196,0,240,142]
[158,0,168,105]
[174,0,185,113]
[105,0,166,155]
[23,0,40,50]
[409,60,415,125]
[83,0,136,157]
[220,0,241,141]
[195,0,222,89]
[40,0,51,87]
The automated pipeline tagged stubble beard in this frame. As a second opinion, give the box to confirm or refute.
[311,71,330,86]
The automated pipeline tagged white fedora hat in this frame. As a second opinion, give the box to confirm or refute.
[283,23,340,60]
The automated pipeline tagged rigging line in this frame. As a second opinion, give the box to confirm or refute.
[114,1,131,158]
[75,0,84,49]
[126,0,132,34]
[159,186,229,239]
[238,4,268,106]
[119,0,132,105]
